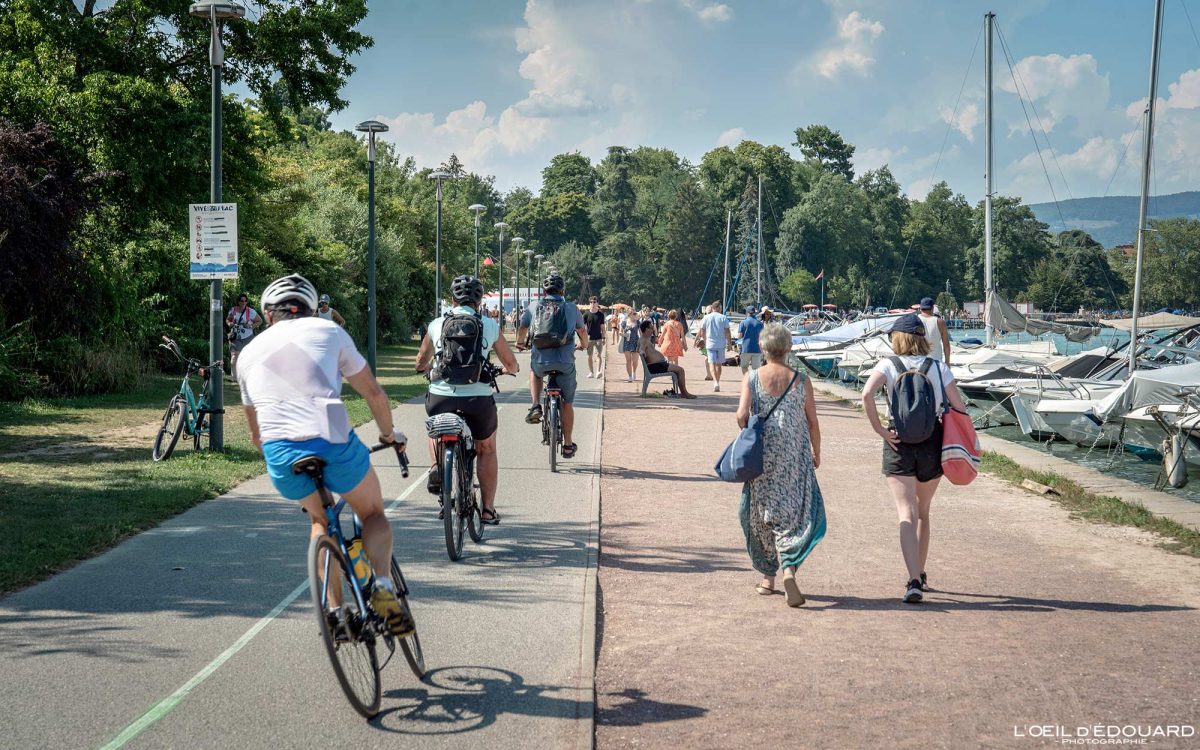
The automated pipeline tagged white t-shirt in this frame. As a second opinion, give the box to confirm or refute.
[871,355,955,413]
[700,312,731,349]
[920,313,944,361]
[237,317,368,443]
[227,306,259,340]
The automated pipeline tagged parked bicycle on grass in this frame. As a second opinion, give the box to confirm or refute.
[152,336,223,461]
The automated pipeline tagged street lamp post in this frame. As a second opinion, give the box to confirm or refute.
[534,253,545,302]
[429,170,452,318]
[524,248,535,309]
[189,0,246,452]
[494,222,508,325]
[468,204,486,278]
[511,237,525,318]
[355,120,389,374]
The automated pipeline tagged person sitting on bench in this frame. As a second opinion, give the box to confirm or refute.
[637,320,697,399]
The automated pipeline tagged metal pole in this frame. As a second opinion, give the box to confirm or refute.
[984,11,994,347]
[497,227,504,327]
[474,217,481,279]
[366,137,377,374]
[756,175,763,306]
[1129,0,1165,374]
[208,9,224,451]
[434,179,442,319]
[722,209,731,310]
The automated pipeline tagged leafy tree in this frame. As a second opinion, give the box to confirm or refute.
[965,195,1052,300]
[780,269,817,307]
[898,181,973,305]
[775,172,872,291]
[438,153,467,178]
[592,146,637,233]
[506,192,597,255]
[659,177,720,310]
[1139,218,1200,310]
[935,291,960,313]
[541,152,597,197]
[793,124,855,180]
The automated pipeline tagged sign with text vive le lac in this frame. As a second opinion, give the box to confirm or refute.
[189,203,239,280]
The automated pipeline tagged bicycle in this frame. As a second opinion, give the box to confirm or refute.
[300,442,425,719]
[428,362,504,561]
[152,336,223,461]
[539,372,565,473]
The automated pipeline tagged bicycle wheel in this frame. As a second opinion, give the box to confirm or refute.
[465,457,484,544]
[388,556,426,679]
[442,446,465,561]
[548,398,559,473]
[152,397,186,461]
[307,535,381,719]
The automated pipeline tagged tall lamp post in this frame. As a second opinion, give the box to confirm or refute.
[494,222,508,324]
[355,120,389,374]
[511,237,525,317]
[189,0,246,452]
[534,253,545,302]
[524,248,535,309]
[429,170,452,318]
[468,204,486,278]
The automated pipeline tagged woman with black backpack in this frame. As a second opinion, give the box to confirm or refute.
[861,314,968,604]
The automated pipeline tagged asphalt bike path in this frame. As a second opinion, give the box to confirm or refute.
[0,350,601,749]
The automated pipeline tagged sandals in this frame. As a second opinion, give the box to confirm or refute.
[480,507,500,525]
[755,584,776,596]
[561,443,578,459]
[783,577,805,607]
[525,405,542,424]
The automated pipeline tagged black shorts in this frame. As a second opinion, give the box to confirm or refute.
[647,361,670,375]
[882,423,944,482]
[424,393,498,441]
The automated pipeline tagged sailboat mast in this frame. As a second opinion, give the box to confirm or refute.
[984,11,994,347]
[757,175,763,305]
[722,209,731,310]
[1128,0,1165,374]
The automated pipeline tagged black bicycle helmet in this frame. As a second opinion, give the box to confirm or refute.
[542,272,565,295]
[450,274,484,306]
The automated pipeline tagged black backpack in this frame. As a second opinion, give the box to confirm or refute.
[433,311,486,385]
[887,356,940,444]
[531,297,572,349]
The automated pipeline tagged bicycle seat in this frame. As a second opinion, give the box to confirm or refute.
[546,372,561,390]
[291,456,327,477]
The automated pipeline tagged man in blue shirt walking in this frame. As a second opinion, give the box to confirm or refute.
[737,305,765,372]
[517,273,588,459]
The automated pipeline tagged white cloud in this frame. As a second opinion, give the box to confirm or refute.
[998,53,1110,133]
[679,0,733,24]
[813,11,885,79]
[716,127,746,147]
[1166,68,1200,109]
[905,177,936,201]
[939,102,979,142]
[854,145,906,173]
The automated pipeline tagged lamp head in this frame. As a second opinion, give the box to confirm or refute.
[189,1,246,19]
[428,170,452,181]
[354,120,389,134]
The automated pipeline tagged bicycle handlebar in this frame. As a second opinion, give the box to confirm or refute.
[369,441,410,478]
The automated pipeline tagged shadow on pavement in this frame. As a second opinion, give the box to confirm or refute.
[597,688,708,726]
[373,665,588,735]
[603,465,714,483]
[800,592,1195,614]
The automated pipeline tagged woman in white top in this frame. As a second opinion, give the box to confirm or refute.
[861,314,967,604]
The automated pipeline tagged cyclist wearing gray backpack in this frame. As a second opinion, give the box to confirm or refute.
[416,275,519,525]
[517,273,587,459]
[860,314,967,604]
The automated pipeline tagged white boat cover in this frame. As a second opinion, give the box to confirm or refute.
[1099,312,1200,331]
[985,291,1098,342]
[799,314,901,345]
[1043,362,1200,421]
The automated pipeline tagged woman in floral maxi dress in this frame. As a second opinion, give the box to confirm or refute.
[735,323,825,607]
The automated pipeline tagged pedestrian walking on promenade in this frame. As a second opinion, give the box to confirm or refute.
[917,297,952,364]
[658,309,686,364]
[735,323,825,608]
[696,301,730,392]
[860,313,967,603]
[583,296,607,378]
[737,305,764,373]
[621,310,641,382]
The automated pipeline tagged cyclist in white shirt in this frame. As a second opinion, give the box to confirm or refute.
[237,273,413,637]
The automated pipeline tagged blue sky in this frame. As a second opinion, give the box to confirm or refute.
[327,0,1200,205]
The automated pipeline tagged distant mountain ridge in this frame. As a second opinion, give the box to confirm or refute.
[1029,191,1200,248]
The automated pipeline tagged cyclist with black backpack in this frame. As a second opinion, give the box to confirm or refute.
[861,313,968,604]
[416,275,519,525]
[516,273,587,459]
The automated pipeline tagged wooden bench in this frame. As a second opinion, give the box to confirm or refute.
[638,352,679,396]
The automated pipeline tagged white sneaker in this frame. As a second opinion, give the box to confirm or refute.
[585,372,594,379]
[713,382,721,392]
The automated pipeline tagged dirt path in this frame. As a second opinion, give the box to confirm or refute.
[595,349,1200,748]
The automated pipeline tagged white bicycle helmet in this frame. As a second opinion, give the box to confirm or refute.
[261,273,319,312]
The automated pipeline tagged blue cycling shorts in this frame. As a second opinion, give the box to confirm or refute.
[262,432,371,501]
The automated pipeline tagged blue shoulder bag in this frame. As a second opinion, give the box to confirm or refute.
[714,369,800,483]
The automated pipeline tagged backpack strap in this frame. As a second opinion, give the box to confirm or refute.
[888,356,907,376]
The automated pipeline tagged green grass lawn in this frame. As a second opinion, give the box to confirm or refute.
[0,342,425,594]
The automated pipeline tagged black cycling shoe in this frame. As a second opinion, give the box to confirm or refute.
[325,607,350,644]
[525,405,543,424]
[426,466,441,495]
